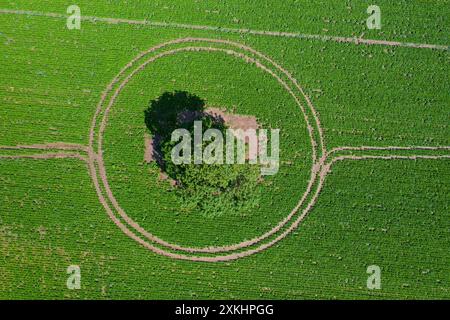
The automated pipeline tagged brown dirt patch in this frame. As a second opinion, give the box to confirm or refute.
[145,107,261,163]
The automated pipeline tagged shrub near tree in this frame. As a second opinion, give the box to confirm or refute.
[145,91,261,217]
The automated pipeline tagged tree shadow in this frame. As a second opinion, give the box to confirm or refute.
[144,90,225,173]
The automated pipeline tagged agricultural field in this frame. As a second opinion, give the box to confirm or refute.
[0,0,449,301]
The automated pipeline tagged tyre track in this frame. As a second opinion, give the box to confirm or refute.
[0,8,447,51]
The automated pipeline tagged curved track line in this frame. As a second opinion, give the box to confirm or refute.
[122,151,450,262]
[0,30,448,260]
[65,36,450,260]
[91,140,450,261]
[191,38,326,158]
[182,151,450,261]
[90,38,450,260]
[2,142,448,261]
[92,42,321,254]
[328,154,450,165]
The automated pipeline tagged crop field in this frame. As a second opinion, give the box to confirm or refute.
[0,1,449,300]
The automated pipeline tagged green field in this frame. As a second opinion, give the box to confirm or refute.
[0,1,449,299]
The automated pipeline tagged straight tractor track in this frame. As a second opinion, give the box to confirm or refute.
[0,8,448,51]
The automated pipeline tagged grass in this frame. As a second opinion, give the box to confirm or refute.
[0,1,448,299]
[1,0,449,44]
[0,159,448,299]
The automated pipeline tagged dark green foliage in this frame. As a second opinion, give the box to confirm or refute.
[145,91,261,217]
[144,90,205,138]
